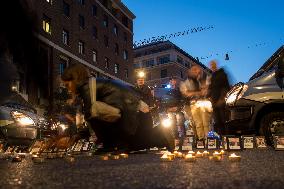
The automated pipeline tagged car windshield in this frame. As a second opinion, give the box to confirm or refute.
[2,103,36,113]
[1,92,36,114]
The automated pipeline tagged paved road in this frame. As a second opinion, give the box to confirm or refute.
[0,149,283,189]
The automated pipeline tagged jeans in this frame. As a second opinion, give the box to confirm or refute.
[184,102,212,140]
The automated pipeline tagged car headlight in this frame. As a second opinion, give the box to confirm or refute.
[11,111,35,126]
[225,83,248,105]
[161,118,173,128]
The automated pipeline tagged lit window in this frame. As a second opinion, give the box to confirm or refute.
[124,69,128,78]
[78,41,84,54]
[62,30,69,45]
[114,63,119,74]
[92,50,97,63]
[123,50,128,60]
[104,57,109,69]
[42,15,51,34]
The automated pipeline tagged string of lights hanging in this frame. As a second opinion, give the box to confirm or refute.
[133,25,214,48]
[199,38,284,61]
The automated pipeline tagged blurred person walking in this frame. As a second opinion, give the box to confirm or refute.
[207,61,230,135]
[180,66,212,141]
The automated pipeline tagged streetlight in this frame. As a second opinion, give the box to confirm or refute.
[137,70,145,78]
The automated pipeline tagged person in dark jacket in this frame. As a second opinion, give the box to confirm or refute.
[207,61,230,135]
[134,72,155,108]
[61,64,174,152]
[166,77,185,150]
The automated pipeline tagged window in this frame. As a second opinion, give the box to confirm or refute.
[104,57,109,69]
[157,54,170,64]
[63,1,70,17]
[161,69,167,78]
[59,57,69,75]
[42,15,51,34]
[123,50,128,60]
[124,69,128,78]
[77,0,84,5]
[113,25,118,36]
[177,56,183,64]
[134,63,141,69]
[114,63,119,74]
[104,35,109,47]
[103,15,108,27]
[62,29,69,45]
[92,5,97,16]
[92,26,98,39]
[142,59,154,67]
[184,61,191,68]
[112,8,118,17]
[79,15,85,29]
[180,70,183,79]
[123,32,127,42]
[122,16,128,28]
[115,43,119,55]
[92,50,97,63]
[78,41,84,54]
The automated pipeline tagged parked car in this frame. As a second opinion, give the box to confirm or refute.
[0,92,51,147]
[225,45,284,145]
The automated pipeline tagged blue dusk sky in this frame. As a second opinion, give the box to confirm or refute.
[122,0,284,83]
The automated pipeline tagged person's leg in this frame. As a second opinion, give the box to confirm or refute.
[213,105,225,135]
[185,105,197,137]
[190,105,204,140]
[176,112,185,149]
[201,110,212,139]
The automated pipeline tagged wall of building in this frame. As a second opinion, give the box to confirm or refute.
[18,0,135,112]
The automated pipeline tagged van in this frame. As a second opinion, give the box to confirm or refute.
[225,45,284,145]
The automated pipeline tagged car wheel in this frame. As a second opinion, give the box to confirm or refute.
[260,112,284,145]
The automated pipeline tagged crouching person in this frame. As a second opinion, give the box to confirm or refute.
[61,64,174,153]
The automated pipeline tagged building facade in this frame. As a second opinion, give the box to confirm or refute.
[134,41,211,88]
[18,0,135,113]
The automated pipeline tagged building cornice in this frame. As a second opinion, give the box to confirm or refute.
[111,0,136,19]
[95,0,134,35]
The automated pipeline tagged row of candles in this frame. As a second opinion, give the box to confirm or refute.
[7,152,130,163]
[161,150,241,162]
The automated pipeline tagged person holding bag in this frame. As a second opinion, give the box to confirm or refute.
[61,64,174,153]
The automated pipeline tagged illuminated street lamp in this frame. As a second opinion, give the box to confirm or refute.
[137,70,145,78]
